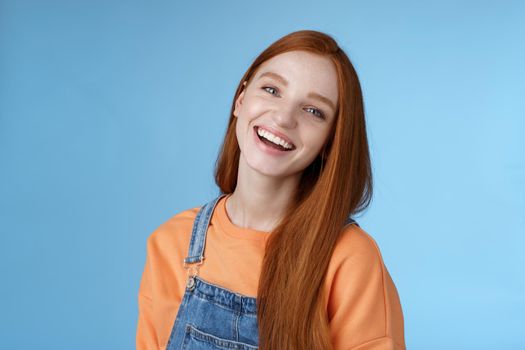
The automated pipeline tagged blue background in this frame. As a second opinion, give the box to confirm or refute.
[1,0,524,349]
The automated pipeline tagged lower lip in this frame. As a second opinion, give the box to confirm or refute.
[253,127,293,156]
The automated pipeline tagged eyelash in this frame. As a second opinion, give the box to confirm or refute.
[262,86,325,119]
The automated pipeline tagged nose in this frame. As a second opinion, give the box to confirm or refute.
[272,104,297,129]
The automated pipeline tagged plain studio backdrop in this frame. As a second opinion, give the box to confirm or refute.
[0,0,523,349]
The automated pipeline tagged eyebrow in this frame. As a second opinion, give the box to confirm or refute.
[257,71,337,111]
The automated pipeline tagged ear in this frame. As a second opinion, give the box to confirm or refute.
[233,81,247,118]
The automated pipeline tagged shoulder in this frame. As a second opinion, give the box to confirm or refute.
[330,222,387,269]
[325,223,389,303]
[325,222,393,317]
[146,205,200,252]
[138,205,203,306]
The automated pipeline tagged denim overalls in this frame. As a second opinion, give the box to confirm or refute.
[165,194,358,350]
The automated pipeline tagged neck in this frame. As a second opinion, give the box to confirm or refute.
[225,157,301,232]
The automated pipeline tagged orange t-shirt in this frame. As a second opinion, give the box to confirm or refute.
[136,195,405,349]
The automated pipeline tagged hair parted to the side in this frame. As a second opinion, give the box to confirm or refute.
[214,30,372,350]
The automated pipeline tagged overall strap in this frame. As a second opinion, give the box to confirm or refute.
[184,195,359,264]
[184,194,226,264]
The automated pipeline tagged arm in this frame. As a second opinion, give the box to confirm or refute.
[136,237,160,350]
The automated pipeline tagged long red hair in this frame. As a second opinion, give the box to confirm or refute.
[214,30,372,350]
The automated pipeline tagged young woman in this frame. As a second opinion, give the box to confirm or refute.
[136,30,405,350]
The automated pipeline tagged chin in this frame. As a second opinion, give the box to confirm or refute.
[251,164,286,177]
[244,159,287,178]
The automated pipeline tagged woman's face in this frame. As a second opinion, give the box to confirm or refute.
[233,50,339,178]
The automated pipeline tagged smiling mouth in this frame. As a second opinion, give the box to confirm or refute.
[254,126,296,151]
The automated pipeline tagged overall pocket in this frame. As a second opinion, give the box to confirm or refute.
[181,323,258,350]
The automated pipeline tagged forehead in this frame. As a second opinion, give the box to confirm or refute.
[252,50,339,101]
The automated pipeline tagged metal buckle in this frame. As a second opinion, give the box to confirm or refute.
[183,257,205,291]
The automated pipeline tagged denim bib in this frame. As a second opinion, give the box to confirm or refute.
[165,194,358,350]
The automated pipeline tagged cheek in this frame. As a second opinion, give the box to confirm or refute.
[239,96,266,120]
[235,115,254,153]
[235,117,245,148]
[235,102,263,144]
[304,126,331,152]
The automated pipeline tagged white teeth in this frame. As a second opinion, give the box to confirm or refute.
[257,127,293,150]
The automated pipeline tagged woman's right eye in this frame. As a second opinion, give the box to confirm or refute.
[262,86,278,96]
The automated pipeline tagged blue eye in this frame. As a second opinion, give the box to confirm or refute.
[305,107,325,119]
[263,86,278,96]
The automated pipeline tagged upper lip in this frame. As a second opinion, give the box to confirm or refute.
[255,126,296,148]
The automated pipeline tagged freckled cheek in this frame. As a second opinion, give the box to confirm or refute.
[240,98,270,122]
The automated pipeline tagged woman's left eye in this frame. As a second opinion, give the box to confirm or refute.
[305,107,325,119]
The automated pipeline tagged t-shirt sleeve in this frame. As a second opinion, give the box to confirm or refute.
[136,236,160,350]
[327,228,405,350]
